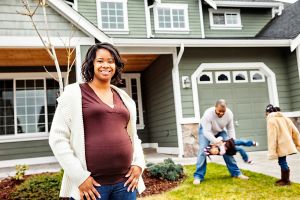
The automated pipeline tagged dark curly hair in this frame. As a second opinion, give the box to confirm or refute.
[81,42,124,84]
[265,104,280,113]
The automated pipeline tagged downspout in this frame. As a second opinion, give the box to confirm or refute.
[296,47,300,81]
[173,43,185,158]
[144,0,152,38]
[198,0,205,38]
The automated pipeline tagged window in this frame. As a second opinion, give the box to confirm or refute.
[0,80,14,135]
[96,0,128,33]
[209,9,242,30]
[233,71,248,83]
[15,79,46,134]
[0,73,64,141]
[198,72,213,84]
[250,71,265,82]
[116,74,144,129]
[215,71,231,83]
[154,4,189,33]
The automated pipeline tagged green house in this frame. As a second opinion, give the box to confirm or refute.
[0,0,299,168]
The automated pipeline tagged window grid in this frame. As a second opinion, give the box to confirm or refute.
[158,8,171,29]
[0,80,14,135]
[156,5,188,31]
[209,9,242,29]
[15,79,46,134]
[101,1,125,30]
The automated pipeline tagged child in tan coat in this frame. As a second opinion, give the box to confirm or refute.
[266,104,300,186]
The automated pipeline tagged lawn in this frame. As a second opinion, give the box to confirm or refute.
[139,163,300,200]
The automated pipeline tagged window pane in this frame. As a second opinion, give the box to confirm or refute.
[101,2,108,9]
[101,2,124,30]
[131,79,139,124]
[0,80,15,135]
[218,74,229,81]
[46,79,59,132]
[200,75,210,82]
[235,74,245,80]
[157,8,172,29]
[226,13,238,25]
[213,13,225,25]
[15,79,46,134]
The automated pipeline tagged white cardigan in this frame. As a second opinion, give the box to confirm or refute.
[49,83,146,199]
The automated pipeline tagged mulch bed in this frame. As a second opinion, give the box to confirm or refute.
[0,170,185,199]
[0,176,24,200]
[138,170,185,197]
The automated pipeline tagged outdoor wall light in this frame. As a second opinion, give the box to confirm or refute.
[182,76,191,88]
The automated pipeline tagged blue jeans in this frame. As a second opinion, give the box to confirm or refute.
[235,139,254,162]
[194,126,241,181]
[278,156,289,171]
[70,181,137,200]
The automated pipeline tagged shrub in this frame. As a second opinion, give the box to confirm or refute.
[14,165,29,181]
[10,169,63,200]
[147,158,184,181]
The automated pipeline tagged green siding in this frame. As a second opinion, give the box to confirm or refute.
[0,0,87,37]
[78,0,147,38]
[142,55,177,147]
[287,51,300,111]
[0,140,52,161]
[179,47,292,118]
[203,6,272,38]
[150,0,202,38]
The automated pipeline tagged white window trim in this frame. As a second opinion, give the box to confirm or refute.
[209,8,243,30]
[215,71,231,83]
[154,3,190,33]
[233,71,248,83]
[119,73,144,129]
[0,72,67,143]
[96,0,129,34]
[198,72,213,84]
[250,71,266,82]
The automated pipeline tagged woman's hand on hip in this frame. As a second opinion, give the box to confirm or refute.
[79,176,101,200]
[124,165,142,192]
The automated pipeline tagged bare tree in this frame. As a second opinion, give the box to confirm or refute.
[18,0,77,95]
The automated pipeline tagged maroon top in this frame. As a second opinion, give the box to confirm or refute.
[80,83,133,185]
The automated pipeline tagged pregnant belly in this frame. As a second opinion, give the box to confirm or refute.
[85,141,133,178]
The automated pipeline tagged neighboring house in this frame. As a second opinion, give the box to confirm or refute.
[0,0,300,167]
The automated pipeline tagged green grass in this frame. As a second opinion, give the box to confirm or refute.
[139,163,300,200]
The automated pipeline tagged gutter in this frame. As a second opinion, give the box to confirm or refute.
[113,38,291,47]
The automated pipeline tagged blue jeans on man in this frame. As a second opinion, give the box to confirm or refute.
[194,126,242,181]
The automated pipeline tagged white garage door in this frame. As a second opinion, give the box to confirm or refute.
[198,70,269,151]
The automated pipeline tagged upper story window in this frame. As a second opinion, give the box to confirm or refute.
[154,4,189,33]
[209,8,242,30]
[96,0,129,33]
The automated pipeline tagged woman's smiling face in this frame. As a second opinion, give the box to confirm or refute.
[93,48,116,83]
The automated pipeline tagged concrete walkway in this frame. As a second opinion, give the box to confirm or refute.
[145,149,300,183]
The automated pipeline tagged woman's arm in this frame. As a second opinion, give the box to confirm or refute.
[49,102,91,188]
[288,118,300,151]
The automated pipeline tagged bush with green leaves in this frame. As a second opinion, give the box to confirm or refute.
[10,169,63,200]
[14,164,29,181]
[147,158,184,181]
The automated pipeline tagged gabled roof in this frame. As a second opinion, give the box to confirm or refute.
[47,0,112,43]
[256,0,300,39]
